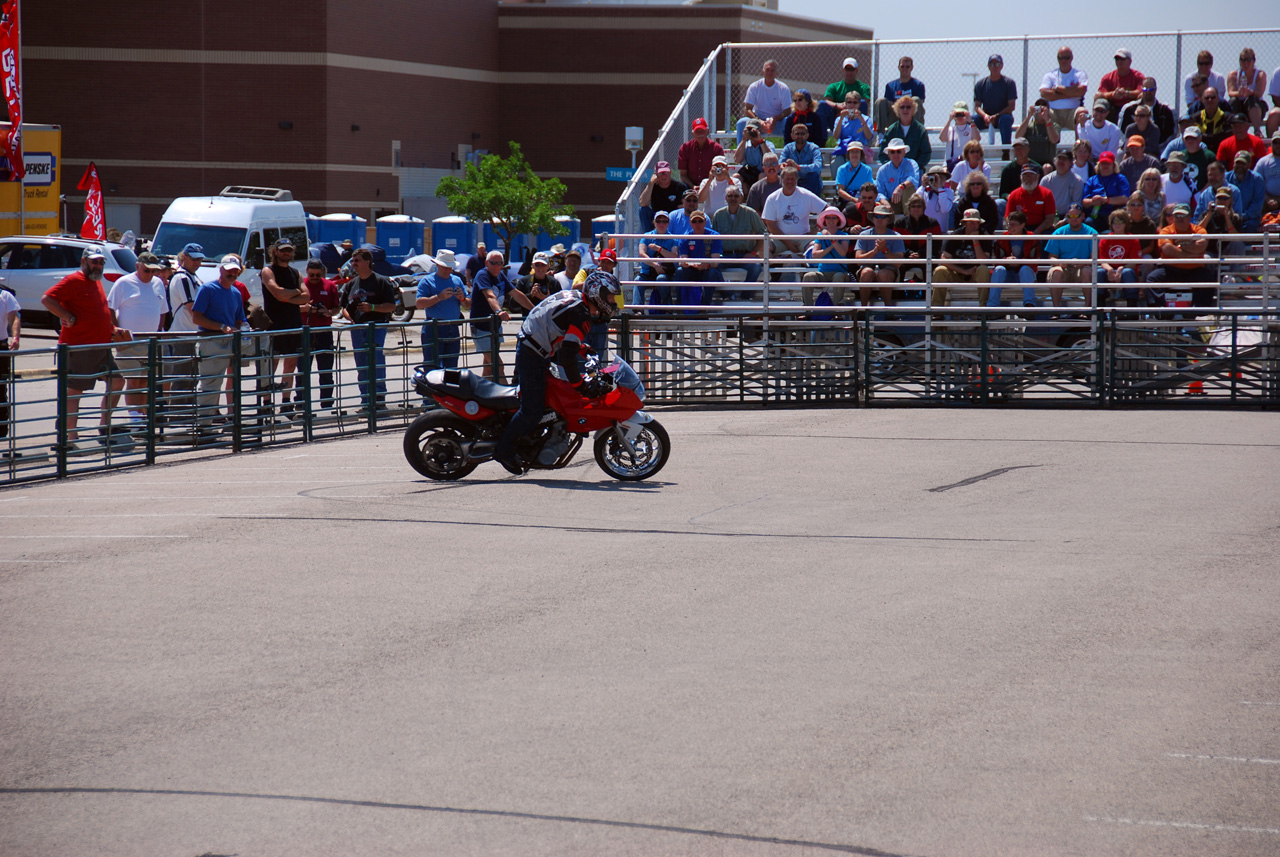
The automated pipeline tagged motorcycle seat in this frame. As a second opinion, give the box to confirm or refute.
[424,368,521,411]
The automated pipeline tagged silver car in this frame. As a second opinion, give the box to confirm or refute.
[0,235,138,327]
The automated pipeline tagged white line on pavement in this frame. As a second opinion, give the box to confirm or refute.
[0,534,189,539]
[1167,753,1280,764]
[1241,701,1280,706]
[0,559,72,563]
[1085,815,1280,835]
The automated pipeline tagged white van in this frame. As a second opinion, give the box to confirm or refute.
[150,186,309,299]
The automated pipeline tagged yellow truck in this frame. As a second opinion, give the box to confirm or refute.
[0,123,61,236]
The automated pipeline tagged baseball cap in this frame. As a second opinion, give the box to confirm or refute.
[1272,132,1280,143]
[1229,112,1249,124]
[691,117,708,132]
[688,210,707,222]
[1234,151,1253,164]
[842,57,858,69]
[953,101,969,113]
[1215,187,1234,199]
[1093,99,1111,111]
[1012,136,1030,147]
[1183,126,1202,139]
[989,54,1004,64]
[1115,48,1133,60]
[137,251,165,270]
[220,254,244,271]
[82,245,107,261]
[711,155,728,166]
[180,243,205,259]
[532,252,550,266]
[566,247,582,258]
[1172,203,1191,215]
[1021,163,1040,175]
[1167,150,1188,163]
[275,237,295,250]
[653,210,670,221]
[1098,151,1117,164]
[846,141,865,153]
[598,248,618,262]
[655,160,671,173]
[683,189,699,201]
[1127,135,1146,147]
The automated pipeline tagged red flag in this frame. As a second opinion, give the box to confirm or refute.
[78,162,105,240]
[0,0,22,180]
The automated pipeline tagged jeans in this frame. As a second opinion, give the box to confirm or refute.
[675,266,724,306]
[349,324,387,409]
[988,265,1037,306]
[719,254,763,286]
[420,322,461,370]
[1094,267,1139,305]
[195,337,231,426]
[298,329,336,408]
[974,112,1014,145]
[633,266,672,307]
[496,344,550,461]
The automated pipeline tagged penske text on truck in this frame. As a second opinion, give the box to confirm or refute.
[0,123,61,236]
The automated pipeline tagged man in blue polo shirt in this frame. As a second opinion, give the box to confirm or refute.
[416,249,470,370]
[1045,204,1099,306]
[674,210,723,306]
[190,254,248,434]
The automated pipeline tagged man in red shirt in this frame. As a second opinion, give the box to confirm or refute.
[1096,49,1144,123]
[677,117,724,189]
[1005,164,1057,233]
[41,246,126,449]
[301,257,342,411]
[1215,113,1270,166]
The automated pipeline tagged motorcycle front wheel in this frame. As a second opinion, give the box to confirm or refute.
[594,420,670,481]
[404,412,479,480]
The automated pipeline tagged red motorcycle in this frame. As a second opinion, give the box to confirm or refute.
[403,356,670,481]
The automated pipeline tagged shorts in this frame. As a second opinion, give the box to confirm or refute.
[859,264,899,280]
[271,331,302,356]
[65,347,118,391]
[471,329,505,355]
[114,341,151,377]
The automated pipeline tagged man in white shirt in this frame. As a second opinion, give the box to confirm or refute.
[736,59,792,142]
[762,166,828,295]
[108,251,168,427]
[1161,151,1197,211]
[165,243,206,426]
[1078,99,1122,157]
[1040,46,1090,131]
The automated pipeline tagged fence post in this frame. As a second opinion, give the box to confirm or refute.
[231,331,243,452]
[55,343,68,478]
[738,316,745,403]
[761,229,772,344]
[723,44,732,133]
[1105,309,1116,407]
[145,336,158,465]
[488,315,501,385]
[924,232,934,397]
[871,41,880,130]
[1021,37,1029,126]
[1173,32,1183,119]
[366,321,378,431]
[980,314,989,405]
[1230,313,1239,403]
[299,325,313,442]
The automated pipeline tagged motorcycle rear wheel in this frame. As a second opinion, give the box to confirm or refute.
[594,420,670,481]
[404,412,479,480]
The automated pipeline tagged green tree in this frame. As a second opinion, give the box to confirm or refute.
[435,142,574,261]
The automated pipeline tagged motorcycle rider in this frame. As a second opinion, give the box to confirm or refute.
[493,270,620,475]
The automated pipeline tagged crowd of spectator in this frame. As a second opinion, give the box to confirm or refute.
[636,47,1280,309]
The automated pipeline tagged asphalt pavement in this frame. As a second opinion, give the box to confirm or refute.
[1,406,1277,856]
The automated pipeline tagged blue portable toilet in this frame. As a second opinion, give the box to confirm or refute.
[481,220,526,260]
[533,215,580,252]
[431,215,476,256]
[375,214,425,263]
[590,213,620,244]
[305,213,322,242]
[314,213,367,246]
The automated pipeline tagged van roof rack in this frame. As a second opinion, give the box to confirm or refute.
[219,186,293,201]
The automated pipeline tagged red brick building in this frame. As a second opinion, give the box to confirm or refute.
[22,0,870,236]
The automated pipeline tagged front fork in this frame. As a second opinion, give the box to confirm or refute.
[600,410,654,461]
